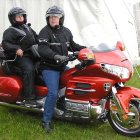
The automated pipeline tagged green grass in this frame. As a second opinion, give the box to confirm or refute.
[126,66,140,88]
[1,66,140,140]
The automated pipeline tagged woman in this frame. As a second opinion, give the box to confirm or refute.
[38,5,86,133]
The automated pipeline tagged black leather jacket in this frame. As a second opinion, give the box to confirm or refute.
[2,24,38,59]
[38,25,86,71]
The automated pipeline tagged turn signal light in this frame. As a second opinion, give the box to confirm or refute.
[122,114,129,120]
[78,48,95,61]
[116,41,125,51]
[110,105,118,111]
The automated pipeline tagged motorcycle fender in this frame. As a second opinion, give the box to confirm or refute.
[116,86,140,114]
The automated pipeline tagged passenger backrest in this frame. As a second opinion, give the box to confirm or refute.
[0,43,14,74]
[0,44,6,59]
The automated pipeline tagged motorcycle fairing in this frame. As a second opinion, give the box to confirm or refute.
[65,76,115,101]
[36,86,48,97]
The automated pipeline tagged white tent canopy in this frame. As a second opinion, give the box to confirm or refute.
[0,0,139,64]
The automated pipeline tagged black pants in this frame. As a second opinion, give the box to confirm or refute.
[14,56,36,100]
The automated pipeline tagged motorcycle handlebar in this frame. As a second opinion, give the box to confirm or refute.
[56,53,78,64]
[5,51,78,65]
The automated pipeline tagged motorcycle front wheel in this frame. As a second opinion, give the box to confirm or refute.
[107,100,140,137]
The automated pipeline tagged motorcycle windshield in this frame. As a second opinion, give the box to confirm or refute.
[89,42,116,52]
[83,24,118,52]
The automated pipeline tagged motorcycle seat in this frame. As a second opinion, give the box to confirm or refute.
[1,59,45,85]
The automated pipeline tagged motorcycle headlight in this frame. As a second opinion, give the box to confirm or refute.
[101,64,130,79]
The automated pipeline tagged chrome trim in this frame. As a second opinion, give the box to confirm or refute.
[65,98,89,104]
[90,105,102,119]
[0,98,104,121]
[0,102,43,112]
[118,82,124,87]
[111,86,124,114]
[64,98,102,120]
[110,103,140,129]
[103,83,111,91]
[3,55,17,63]
[131,98,140,101]
[67,88,96,92]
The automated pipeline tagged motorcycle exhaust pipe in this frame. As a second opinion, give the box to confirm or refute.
[0,101,43,113]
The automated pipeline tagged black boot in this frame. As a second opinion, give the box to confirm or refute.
[42,122,53,133]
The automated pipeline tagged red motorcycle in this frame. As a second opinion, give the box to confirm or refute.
[0,41,140,137]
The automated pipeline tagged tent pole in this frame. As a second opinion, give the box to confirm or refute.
[103,0,140,78]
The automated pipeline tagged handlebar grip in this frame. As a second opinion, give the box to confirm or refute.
[55,54,77,64]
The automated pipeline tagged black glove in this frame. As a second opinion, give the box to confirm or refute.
[54,55,68,63]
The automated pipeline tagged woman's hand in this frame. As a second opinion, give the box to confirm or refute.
[16,48,24,57]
